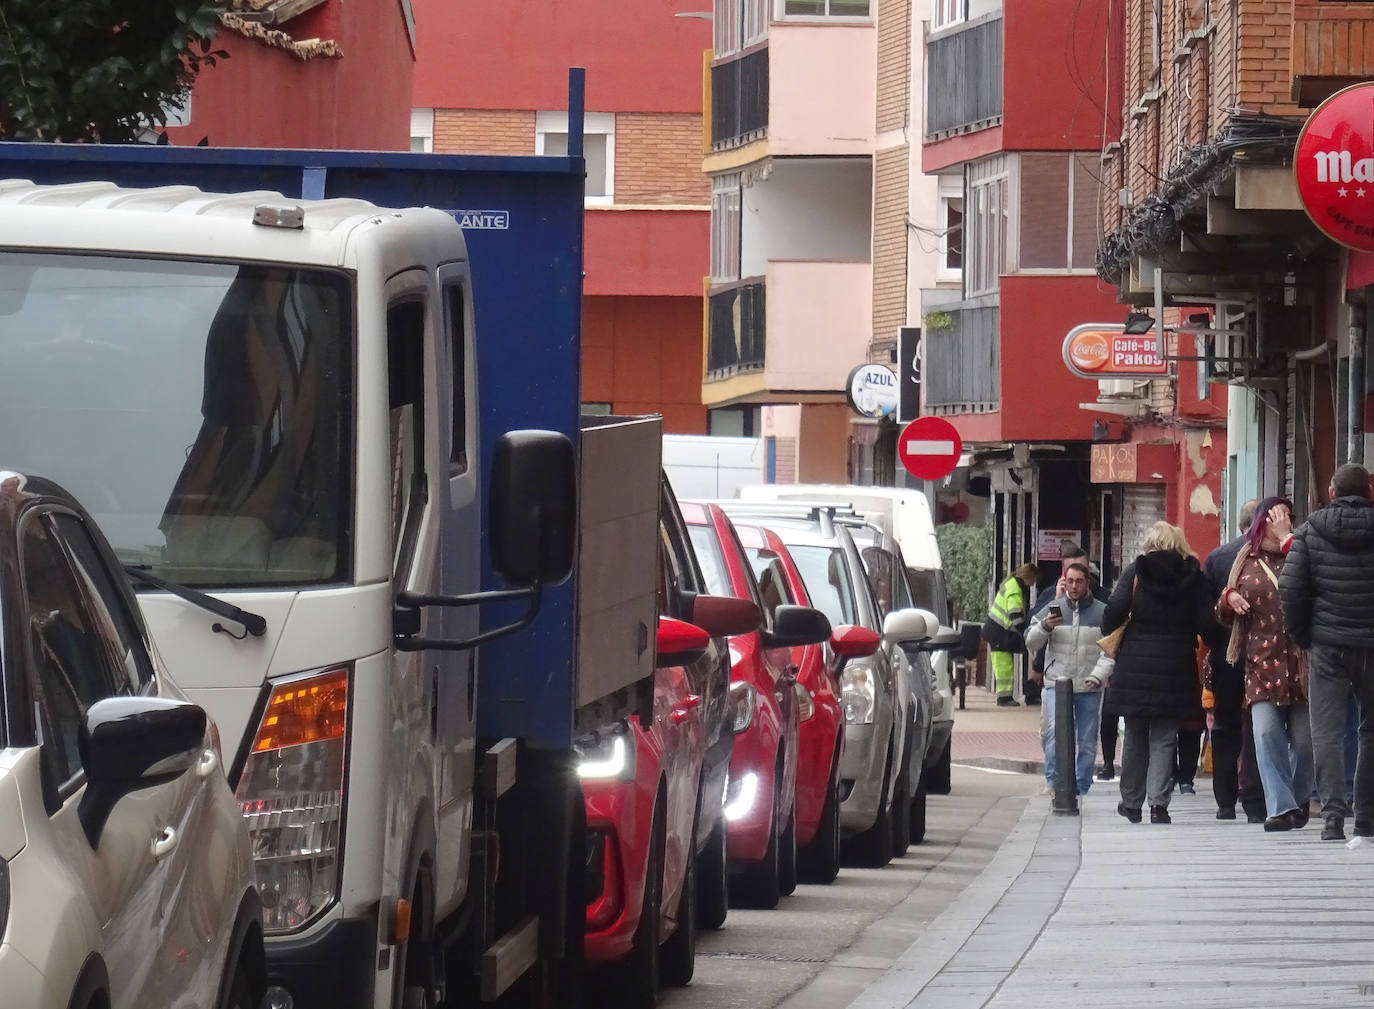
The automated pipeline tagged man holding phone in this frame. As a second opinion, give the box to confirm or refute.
[1025,561,1112,797]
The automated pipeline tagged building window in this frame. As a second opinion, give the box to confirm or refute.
[1016,152,1102,271]
[932,0,966,31]
[716,0,767,56]
[938,176,964,281]
[711,173,743,283]
[537,111,615,205]
[410,108,433,154]
[781,0,871,17]
[965,155,1011,298]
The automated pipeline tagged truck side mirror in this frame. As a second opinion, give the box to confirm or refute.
[491,430,576,587]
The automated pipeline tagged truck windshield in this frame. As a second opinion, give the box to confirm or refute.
[0,252,351,588]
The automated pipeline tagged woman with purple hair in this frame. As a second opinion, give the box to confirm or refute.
[1216,497,1313,831]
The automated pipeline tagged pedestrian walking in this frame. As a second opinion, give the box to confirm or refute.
[1216,497,1313,832]
[1030,545,1106,708]
[1278,463,1374,842]
[1025,561,1110,796]
[983,562,1038,708]
[1102,522,1218,825]
[1201,500,1268,823]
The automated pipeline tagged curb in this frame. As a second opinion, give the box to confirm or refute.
[954,755,1044,776]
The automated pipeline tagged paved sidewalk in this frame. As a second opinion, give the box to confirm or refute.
[804,792,1374,1009]
[950,688,1044,774]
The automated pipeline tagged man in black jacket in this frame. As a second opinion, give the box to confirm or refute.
[1279,463,1374,841]
[1202,500,1266,822]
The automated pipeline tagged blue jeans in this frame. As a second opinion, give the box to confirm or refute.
[1251,700,1314,819]
[1043,685,1103,795]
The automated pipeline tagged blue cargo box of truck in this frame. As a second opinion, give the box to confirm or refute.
[0,100,598,750]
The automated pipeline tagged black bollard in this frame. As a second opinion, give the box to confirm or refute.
[1051,675,1079,816]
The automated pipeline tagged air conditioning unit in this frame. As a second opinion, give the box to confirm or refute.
[1098,379,1146,398]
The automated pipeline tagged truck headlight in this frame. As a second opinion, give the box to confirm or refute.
[575,723,636,781]
[235,666,348,934]
[841,665,875,724]
[729,681,757,734]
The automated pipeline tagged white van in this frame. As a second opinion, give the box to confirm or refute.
[735,484,956,793]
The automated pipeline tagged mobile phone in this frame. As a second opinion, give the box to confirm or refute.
[1048,605,1063,619]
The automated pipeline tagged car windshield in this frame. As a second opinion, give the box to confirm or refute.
[785,545,857,628]
[0,251,351,588]
[687,523,732,597]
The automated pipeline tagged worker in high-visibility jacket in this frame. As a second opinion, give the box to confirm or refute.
[982,562,1040,707]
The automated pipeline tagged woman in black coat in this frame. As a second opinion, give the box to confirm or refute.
[1101,521,1220,825]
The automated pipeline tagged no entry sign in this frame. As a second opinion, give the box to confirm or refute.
[898,416,963,481]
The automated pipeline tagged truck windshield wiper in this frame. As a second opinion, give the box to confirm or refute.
[123,565,268,639]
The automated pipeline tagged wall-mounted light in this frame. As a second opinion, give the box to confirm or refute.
[1123,312,1156,335]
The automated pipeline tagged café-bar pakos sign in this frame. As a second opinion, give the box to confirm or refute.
[1296,82,1374,253]
[1061,324,1168,379]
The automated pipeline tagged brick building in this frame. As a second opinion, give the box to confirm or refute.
[164,0,413,150]
[411,2,712,433]
[1097,0,1374,534]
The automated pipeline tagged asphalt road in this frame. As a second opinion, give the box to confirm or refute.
[657,766,1040,1009]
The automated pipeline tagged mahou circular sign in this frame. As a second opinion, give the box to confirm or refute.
[1296,83,1374,252]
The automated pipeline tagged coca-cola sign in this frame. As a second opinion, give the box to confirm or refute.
[1296,83,1374,253]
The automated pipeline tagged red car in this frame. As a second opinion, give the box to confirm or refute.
[579,512,759,1007]
[682,503,840,907]
[731,521,881,884]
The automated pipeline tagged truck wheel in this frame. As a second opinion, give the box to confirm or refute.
[798,762,842,885]
[778,809,798,897]
[734,780,781,909]
[696,809,729,931]
[843,741,894,869]
[927,737,953,795]
[616,806,664,1009]
[659,820,696,987]
[890,759,911,860]
[910,772,928,845]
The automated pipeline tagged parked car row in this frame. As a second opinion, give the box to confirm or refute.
[578,479,965,1007]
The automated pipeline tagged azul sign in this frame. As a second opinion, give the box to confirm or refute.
[1061,324,1168,379]
[1296,83,1374,253]
[845,363,899,418]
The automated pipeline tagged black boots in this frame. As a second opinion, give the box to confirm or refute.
[1117,802,1142,823]
[1096,763,1116,781]
[996,696,1021,707]
[1149,805,1172,824]
[1322,815,1346,840]
[1216,806,1236,820]
[1264,811,1298,832]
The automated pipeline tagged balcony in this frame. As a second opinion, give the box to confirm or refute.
[707,279,767,378]
[704,260,872,405]
[1291,1,1374,106]
[711,48,769,150]
[923,297,999,412]
[706,20,874,169]
[925,16,1003,138]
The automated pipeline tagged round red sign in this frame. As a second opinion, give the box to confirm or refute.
[898,416,963,482]
[1296,82,1374,253]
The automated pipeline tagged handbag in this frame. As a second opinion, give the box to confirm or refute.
[1096,577,1137,659]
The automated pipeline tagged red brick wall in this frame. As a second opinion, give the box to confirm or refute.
[615,114,710,205]
[432,110,536,156]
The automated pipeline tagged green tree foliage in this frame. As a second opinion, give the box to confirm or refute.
[0,1,228,142]
[935,522,992,623]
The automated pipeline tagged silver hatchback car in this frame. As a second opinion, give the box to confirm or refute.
[0,474,265,1009]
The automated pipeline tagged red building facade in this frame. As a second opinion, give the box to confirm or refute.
[165,0,414,150]
[413,1,712,432]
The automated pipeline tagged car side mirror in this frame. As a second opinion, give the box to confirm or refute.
[657,616,710,667]
[690,594,762,638]
[830,624,881,659]
[491,430,576,587]
[883,607,937,645]
[78,696,207,846]
[762,605,832,649]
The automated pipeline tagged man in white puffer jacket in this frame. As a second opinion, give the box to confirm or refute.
[1025,561,1113,796]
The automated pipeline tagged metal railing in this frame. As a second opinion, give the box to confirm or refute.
[925,17,1002,136]
[923,301,999,410]
[711,48,769,149]
[706,280,767,378]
